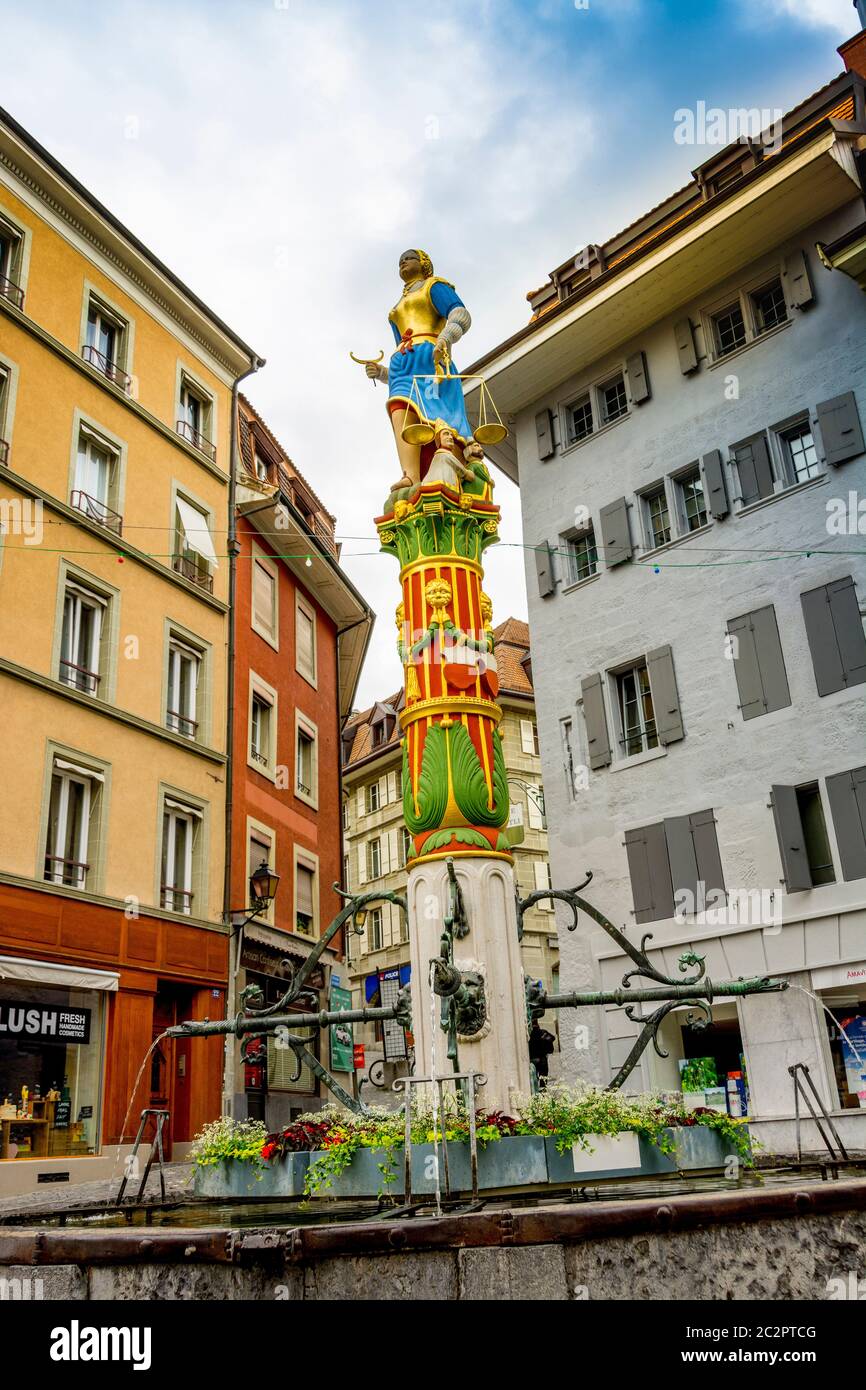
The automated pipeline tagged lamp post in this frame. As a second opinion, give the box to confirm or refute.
[222,861,281,1119]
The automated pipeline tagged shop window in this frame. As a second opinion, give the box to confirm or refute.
[0,977,107,1161]
[824,1000,866,1109]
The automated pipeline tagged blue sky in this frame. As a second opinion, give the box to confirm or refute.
[0,0,855,703]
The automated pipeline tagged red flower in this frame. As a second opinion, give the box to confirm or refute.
[261,1141,278,1161]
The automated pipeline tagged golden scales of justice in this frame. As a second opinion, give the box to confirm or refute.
[349,350,508,447]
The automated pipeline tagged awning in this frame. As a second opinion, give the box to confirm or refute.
[176,496,219,568]
[243,920,308,962]
[0,954,119,992]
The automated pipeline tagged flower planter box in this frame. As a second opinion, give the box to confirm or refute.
[544,1124,737,1183]
[193,1152,309,1199]
[306,1135,550,1199]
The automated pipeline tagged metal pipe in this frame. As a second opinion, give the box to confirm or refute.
[166,1002,403,1041]
[542,978,788,1010]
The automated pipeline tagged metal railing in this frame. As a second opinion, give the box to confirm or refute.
[59,659,100,694]
[166,709,197,738]
[789,1062,849,1164]
[44,856,89,889]
[251,748,269,767]
[70,490,124,536]
[176,419,216,461]
[0,274,23,310]
[81,343,132,393]
[172,551,213,592]
[161,884,194,914]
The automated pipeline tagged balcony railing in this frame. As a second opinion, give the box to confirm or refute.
[275,463,338,557]
[162,884,194,914]
[172,551,214,593]
[0,274,23,310]
[60,660,101,695]
[44,855,89,889]
[167,709,198,738]
[0,439,8,466]
[70,490,124,536]
[81,343,132,394]
[176,419,217,461]
[620,720,659,758]
[251,748,269,767]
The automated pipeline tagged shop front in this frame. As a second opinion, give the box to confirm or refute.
[813,959,866,1113]
[0,954,116,1167]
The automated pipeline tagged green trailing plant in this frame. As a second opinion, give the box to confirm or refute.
[189,1117,269,1174]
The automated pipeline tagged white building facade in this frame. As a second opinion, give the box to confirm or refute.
[466,54,866,1153]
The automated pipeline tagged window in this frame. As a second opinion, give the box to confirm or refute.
[676,468,708,532]
[366,781,380,814]
[599,374,628,424]
[248,827,274,921]
[177,375,215,459]
[731,433,775,507]
[296,723,316,799]
[368,837,382,879]
[72,427,122,534]
[342,799,349,831]
[797,786,835,887]
[567,394,593,444]
[60,581,106,694]
[771,783,835,892]
[250,692,273,770]
[368,906,383,951]
[161,799,201,913]
[295,856,317,936]
[642,486,671,549]
[252,555,277,645]
[0,364,10,463]
[166,637,200,738]
[779,421,819,483]
[711,302,746,357]
[372,721,387,749]
[520,719,540,756]
[564,528,598,584]
[343,852,351,891]
[527,786,546,830]
[751,278,787,335]
[252,447,271,483]
[173,495,217,592]
[616,662,658,757]
[44,759,103,890]
[83,298,130,392]
[400,827,413,867]
[561,718,577,798]
[0,216,24,308]
[295,595,317,685]
[625,809,724,925]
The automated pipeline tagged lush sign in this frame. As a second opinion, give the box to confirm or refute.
[0,1001,91,1045]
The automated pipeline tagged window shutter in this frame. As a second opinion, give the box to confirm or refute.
[386,770,398,803]
[826,767,866,882]
[378,775,388,807]
[380,833,390,875]
[770,785,812,892]
[625,822,674,924]
[689,808,725,896]
[357,843,367,885]
[781,249,814,310]
[625,351,651,404]
[535,408,555,461]
[701,450,729,520]
[663,815,698,902]
[520,719,535,754]
[527,786,544,829]
[646,644,684,744]
[387,828,399,874]
[728,606,790,720]
[356,788,365,819]
[580,672,612,770]
[815,392,864,467]
[734,435,774,505]
[599,497,632,567]
[533,860,551,900]
[535,541,555,597]
[297,863,315,916]
[674,318,698,375]
[801,577,866,696]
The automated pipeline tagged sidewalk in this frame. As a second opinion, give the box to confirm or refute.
[0,1162,193,1222]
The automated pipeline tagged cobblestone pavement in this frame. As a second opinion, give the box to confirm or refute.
[0,1162,194,1221]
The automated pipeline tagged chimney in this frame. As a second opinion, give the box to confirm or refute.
[839,0,866,78]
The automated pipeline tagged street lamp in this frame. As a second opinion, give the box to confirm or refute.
[248,860,280,911]
[222,861,281,1119]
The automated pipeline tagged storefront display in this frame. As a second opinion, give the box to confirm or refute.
[0,969,108,1161]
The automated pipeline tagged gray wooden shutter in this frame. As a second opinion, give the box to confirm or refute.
[690,808,725,896]
[734,434,774,505]
[702,450,729,519]
[580,672,612,770]
[781,249,814,310]
[625,351,650,404]
[674,318,698,375]
[599,497,632,567]
[801,577,866,696]
[646,644,684,744]
[625,822,674,924]
[771,785,812,892]
[826,766,866,882]
[535,541,555,598]
[727,606,790,719]
[535,408,555,461]
[815,392,864,467]
[664,815,698,903]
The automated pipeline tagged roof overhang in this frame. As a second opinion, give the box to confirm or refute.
[237,495,374,715]
[465,126,865,483]
[817,220,866,287]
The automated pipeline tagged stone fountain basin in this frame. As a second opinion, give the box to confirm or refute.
[193,1126,737,1200]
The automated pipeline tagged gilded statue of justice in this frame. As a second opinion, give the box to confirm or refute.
[350,248,507,497]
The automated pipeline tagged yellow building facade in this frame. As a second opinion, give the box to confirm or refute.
[0,108,260,1192]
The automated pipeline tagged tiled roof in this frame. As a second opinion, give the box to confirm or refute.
[238,394,336,525]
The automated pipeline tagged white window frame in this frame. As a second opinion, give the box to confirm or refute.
[366,781,380,814]
[60,580,106,695]
[293,846,319,938]
[527,785,546,831]
[773,411,822,489]
[368,906,383,952]
[295,591,318,688]
[561,365,632,454]
[251,545,279,649]
[176,367,215,456]
[161,800,200,915]
[562,526,599,586]
[0,209,30,307]
[702,266,791,368]
[295,710,319,809]
[638,480,673,553]
[671,462,710,536]
[246,817,276,925]
[166,636,201,738]
[611,659,659,761]
[249,674,278,779]
[45,765,95,889]
[368,837,382,879]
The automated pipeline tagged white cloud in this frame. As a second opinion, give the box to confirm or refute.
[747,0,854,36]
